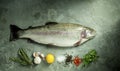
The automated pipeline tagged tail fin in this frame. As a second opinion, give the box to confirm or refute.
[10,25,22,41]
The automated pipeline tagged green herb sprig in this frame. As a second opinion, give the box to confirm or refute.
[9,48,33,66]
[82,50,99,67]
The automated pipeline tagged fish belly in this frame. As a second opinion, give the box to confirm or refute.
[20,30,81,47]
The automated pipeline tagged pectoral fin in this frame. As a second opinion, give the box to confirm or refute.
[73,39,82,47]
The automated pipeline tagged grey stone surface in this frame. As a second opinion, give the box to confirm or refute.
[0,0,120,71]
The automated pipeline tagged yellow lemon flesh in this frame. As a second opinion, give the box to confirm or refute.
[46,54,55,64]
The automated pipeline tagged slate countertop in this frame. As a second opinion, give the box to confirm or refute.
[0,0,120,71]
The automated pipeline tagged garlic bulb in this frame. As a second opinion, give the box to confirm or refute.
[34,57,41,64]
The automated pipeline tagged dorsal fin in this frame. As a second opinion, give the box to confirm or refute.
[28,26,32,29]
[45,22,58,25]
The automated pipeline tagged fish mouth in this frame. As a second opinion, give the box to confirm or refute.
[88,30,96,39]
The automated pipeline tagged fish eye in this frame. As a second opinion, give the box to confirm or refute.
[81,30,87,38]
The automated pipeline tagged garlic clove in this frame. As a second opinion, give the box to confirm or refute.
[33,52,41,57]
[33,52,38,57]
[37,52,41,55]
[34,57,41,64]
[40,53,45,60]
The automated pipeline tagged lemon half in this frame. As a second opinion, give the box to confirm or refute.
[46,54,55,64]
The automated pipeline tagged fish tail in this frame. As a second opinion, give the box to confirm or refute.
[10,25,22,41]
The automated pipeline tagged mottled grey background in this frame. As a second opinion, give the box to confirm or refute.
[0,0,120,71]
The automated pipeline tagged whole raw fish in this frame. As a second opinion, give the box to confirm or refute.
[10,22,96,47]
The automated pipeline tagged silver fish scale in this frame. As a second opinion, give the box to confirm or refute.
[19,23,95,47]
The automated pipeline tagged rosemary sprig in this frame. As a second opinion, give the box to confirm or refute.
[82,50,99,67]
[9,48,33,66]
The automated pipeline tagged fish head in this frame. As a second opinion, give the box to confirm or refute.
[80,27,96,44]
[85,27,96,39]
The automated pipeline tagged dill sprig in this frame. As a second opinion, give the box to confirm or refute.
[9,48,33,66]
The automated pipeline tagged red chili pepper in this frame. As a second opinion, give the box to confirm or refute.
[73,56,82,67]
